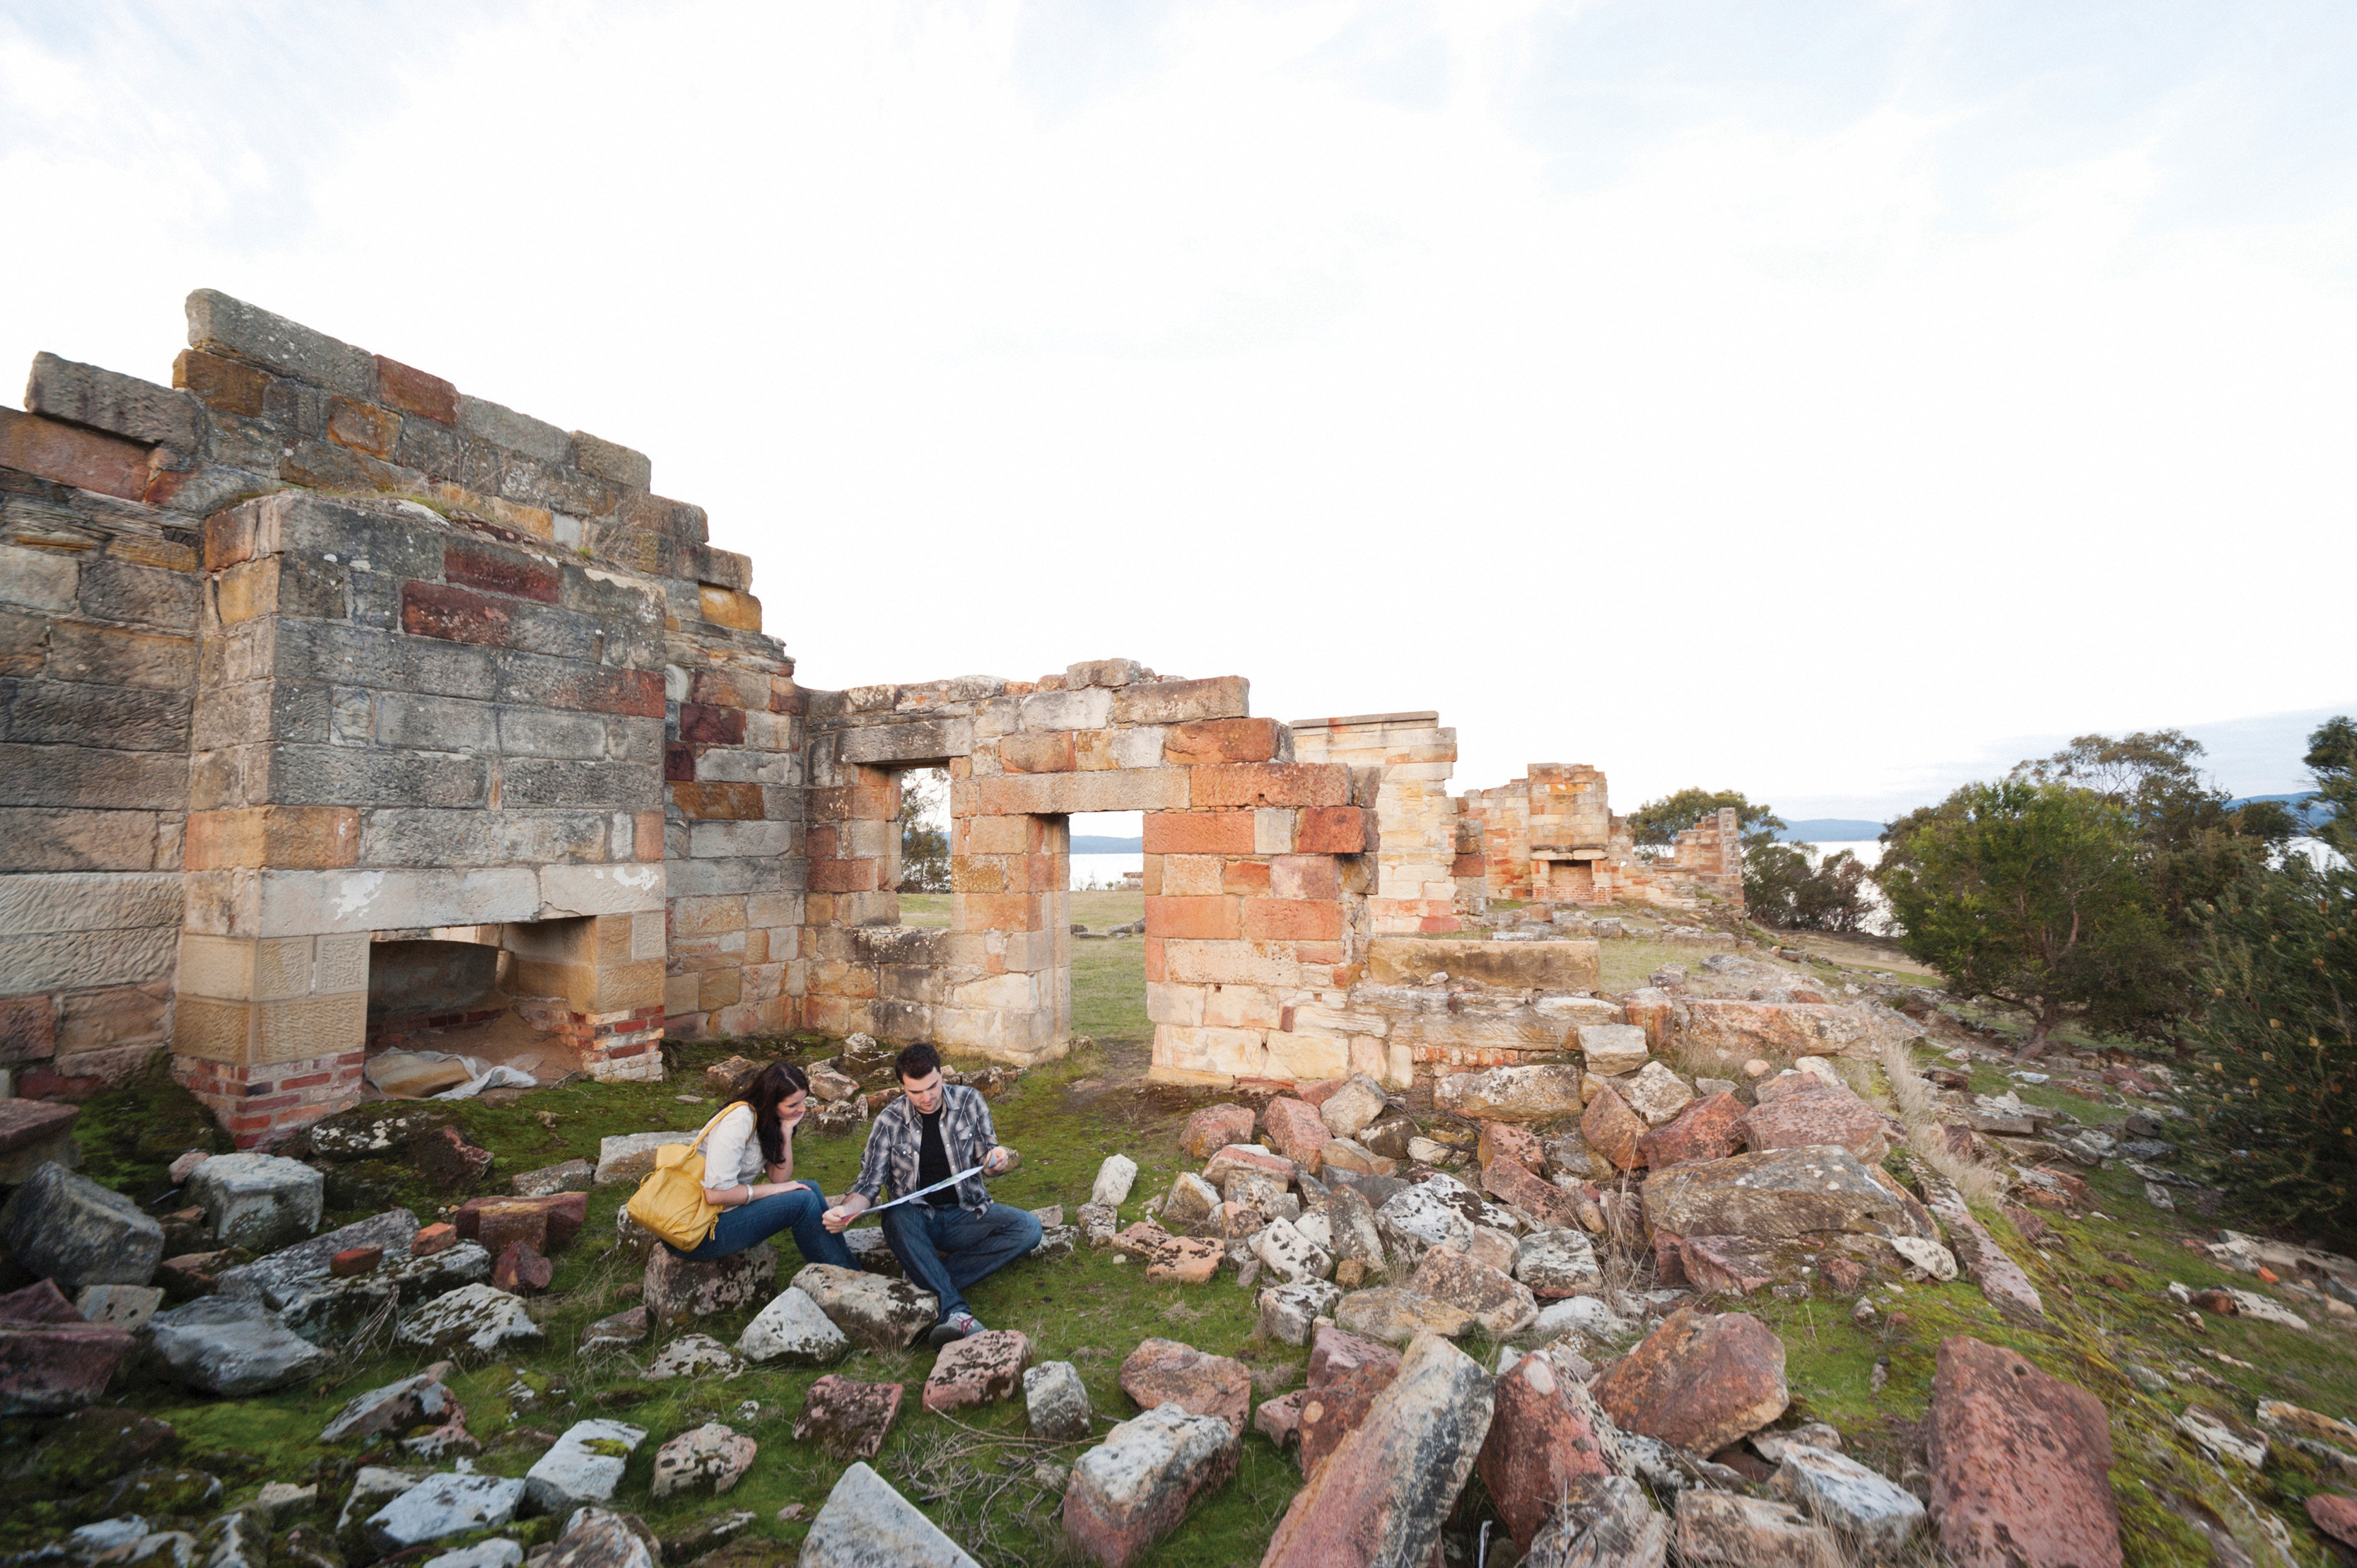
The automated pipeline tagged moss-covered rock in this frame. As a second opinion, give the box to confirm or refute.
[14,1407,181,1499]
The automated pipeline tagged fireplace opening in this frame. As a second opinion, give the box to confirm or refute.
[363,925,585,1099]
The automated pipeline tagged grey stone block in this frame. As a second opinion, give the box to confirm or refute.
[568,432,650,491]
[358,809,611,868]
[456,394,571,464]
[393,420,502,491]
[501,759,657,809]
[495,456,616,518]
[78,558,199,633]
[46,623,197,691]
[682,546,751,591]
[187,289,378,400]
[187,1152,324,1251]
[496,706,605,759]
[606,715,662,764]
[0,871,185,935]
[27,353,201,450]
[0,807,165,871]
[0,543,79,613]
[374,693,497,754]
[688,820,795,858]
[0,742,190,810]
[837,718,973,765]
[274,621,499,701]
[3,679,189,751]
[267,744,489,808]
[0,1161,165,1289]
[0,926,178,993]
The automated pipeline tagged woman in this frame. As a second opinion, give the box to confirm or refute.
[668,1062,855,1269]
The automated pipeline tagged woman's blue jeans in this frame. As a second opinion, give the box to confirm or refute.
[669,1181,855,1270]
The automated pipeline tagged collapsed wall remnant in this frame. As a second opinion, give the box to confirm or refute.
[0,292,1752,1139]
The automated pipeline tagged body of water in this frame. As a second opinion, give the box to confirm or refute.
[1070,853,1144,889]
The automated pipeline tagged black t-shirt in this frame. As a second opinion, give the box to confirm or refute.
[916,1106,958,1206]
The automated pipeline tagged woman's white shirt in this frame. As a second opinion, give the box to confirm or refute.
[699,1104,768,1195]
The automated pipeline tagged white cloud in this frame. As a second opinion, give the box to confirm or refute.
[4,0,2352,817]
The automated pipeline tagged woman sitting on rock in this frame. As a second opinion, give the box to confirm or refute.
[669,1062,855,1270]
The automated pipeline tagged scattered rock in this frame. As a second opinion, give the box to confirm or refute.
[1577,1024,1651,1077]
[1256,1388,1308,1451]
[923,1329,1031,1413]
[70,1283,163,1333]
[147,1296,332,1396]
[2176,1406,2267,1468]
[1202,1144,1295,1187]
[1770,1444,1926,1561]
[513,1159,595,1198]
[320,1364,461,1441]
[1436,1064,1586,1123]
[15,1405,180,1493]
[1673,1492,1840,1567]
[1079,1202,1120,1248]
[1521,1474,1667,1568]
[1178,1106,1256,1160]
[735,1286,848,1366]
[1482,1154,1582,1231]
[581,1307,650,1353]
[1478,1345,1622,1549]
[1316,1138,1395,1178]
[0,1162,166,1291]
[1513,1229,1603,1299]
[1635,1093,1745,1170]
[794,1376,905,1462]
[651,1424,756,1498]
[645,1242,776,1326]
[1357,1115,1417,1161]
[1579,1087,1646,1173]
[413,1126,496,1190]
[1741,1084,1889,1163]
[1118,1338,1252,1436]
[1251,1219,1333,1285]
[1258,1280,1344,1345]
[1620,1063,1695,1127]
[1409,1248,1538,1336]
[1318,1076,1390,1140]
[798,1461,978,1568]
[1642,1147,1920,1240]
[2307,1494,2357,1551]
[364,1473,527,1557]
[1159,1173,1221,1233]
[792,1263,937,1348]
[643,1334,742,1381]
[414,1224,459,1257]
[421,1541,522,1568]
[1373,1183,1475,1267]
[1323,1182,1387,1277]
[457,1192,590,1253]
[542,1505,659,1568]
[1593,1309,1788,1456]
[1334,1287,1475,1345]
[1261,1331,1496,1568]
[524,1419,648,1514]
[1925,1336,2121,1568]
[595,1132,684,1186]
[393,1285,544,1356]
[216,1209,419,1300]
[1063,1401,1240,1567]
[1889,1236,1958,1282]
[1092,1155,1139,1207]
[1298,1326,1403,1475]
[1026,1360,1093,1441]
[494,1242,554,1294]
[657,1509,757,1566]
[185,1153,324,1252]
[1263,1099,1334,1169]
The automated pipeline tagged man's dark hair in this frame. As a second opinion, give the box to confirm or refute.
[894,1041,943,1083]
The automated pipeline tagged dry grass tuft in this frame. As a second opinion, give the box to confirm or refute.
[1880,1041,2008,1210]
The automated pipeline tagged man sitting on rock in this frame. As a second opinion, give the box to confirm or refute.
[821,1041,1041,1344]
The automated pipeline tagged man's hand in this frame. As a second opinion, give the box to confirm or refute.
[821,1193,868,1234]
[983,1145,1019,1176]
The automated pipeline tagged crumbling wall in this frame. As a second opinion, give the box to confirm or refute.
[2,290,804,1140]
[1454,770,1745,913]
[1289,711,1462,934]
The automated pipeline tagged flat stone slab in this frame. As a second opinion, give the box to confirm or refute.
[0,1162,165,1293]
[800,1461,979,1568]
[0,1098,78,1155]
[736,1287,848,1366]
[365,1473,526,1557]
[1118,1338,1251,1437]
[524,1419,646,1514]
[217,1210,419,1302]
[643,1333,742,1380]
[923,1329,1031,1414]
[186,1153,323,1252]
[795,1376,906,1462]
[791,1263,938,1352]
[392,1285,543,1356]
[148,1296,331,1396]
[595,1132,682,1185]
[1063,1402,1239,1567]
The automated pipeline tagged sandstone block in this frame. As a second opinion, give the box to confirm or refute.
[1434,1064,1585,1123]
[1408,1247,1537,1335]
[1026,1359,1094,1441]
[1926,1336,2121,1568]
[1478,1346,1622,1549]
[1674,1493,1840,1567]
[1118,1338,1251,1435]
[1593,1308,1787,1456]
[1333,1287,1475,1345]
[790,1263,938,1350]
[1741,1084,1890,1162]
[923,1328,1031,1413]
[650,1422,756,1497]
[800,1461,978,1568]
[794,1376,906,1462]
[1062,1400,1239,1568]
[1620,1061,1695,1127]
[1770,1444,1928,1562]
[1262,1097,1330,1168]
[1577,1023,1649,1076]
[1642,1147,1917,1240]
[0,1162,165,1292]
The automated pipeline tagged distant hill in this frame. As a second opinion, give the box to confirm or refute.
[1071,835,1143,854]
[1775,819,1886,843]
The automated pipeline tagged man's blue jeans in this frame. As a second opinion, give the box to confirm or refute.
[671,1181,855,1270]
[881,1201,1043,1322]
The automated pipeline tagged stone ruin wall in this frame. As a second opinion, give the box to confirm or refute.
[0,291,1750,1145]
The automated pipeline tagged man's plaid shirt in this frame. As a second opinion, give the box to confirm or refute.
[850,1083,998,1215]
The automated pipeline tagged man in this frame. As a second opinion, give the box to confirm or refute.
[821,1041,1042,1344]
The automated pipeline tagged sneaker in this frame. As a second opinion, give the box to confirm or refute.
[928,1311,984,1345]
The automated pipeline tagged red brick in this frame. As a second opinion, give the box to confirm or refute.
[1142,811,1256,855]
[1188,763,1352,809]
[175,349,272,416]
[1146,896,1241,940]
[375,356,458,424]
[807,859,878,894]
[1244,899,1343,942]
[0,409,151,500]
[279,1072,331,1091]
[402,580,511,645]
[445,539,561,603]
[1144,937,1166,983]
[665,743,696,781]
[1163,718,1285,765]
[1295,807,1367,854]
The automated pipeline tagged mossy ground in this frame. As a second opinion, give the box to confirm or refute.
[15,916,2357,1567]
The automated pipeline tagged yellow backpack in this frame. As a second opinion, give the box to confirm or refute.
[625,1101,748,1250]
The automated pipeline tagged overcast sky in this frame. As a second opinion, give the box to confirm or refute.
[5,1,2352,817]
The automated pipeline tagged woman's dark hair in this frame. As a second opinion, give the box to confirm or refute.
[748,1062,810,1166]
